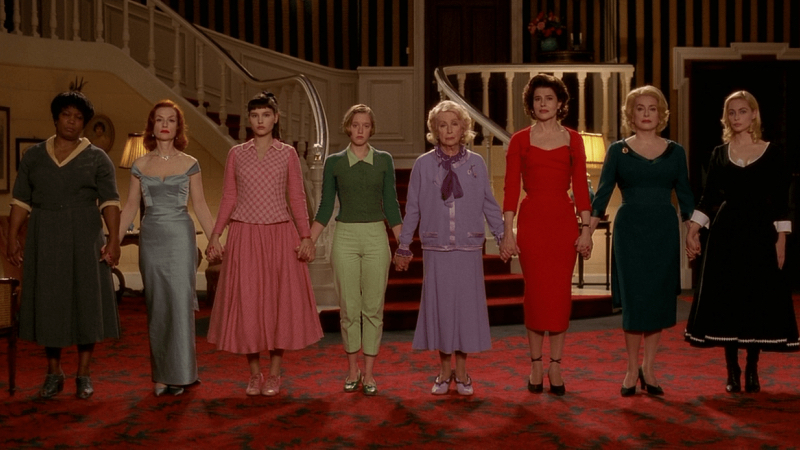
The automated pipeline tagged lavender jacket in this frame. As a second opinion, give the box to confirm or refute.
[398,147,504,253]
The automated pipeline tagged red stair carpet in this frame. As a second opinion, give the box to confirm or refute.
[3,296,800,448]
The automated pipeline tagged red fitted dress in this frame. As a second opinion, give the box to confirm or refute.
[503,127,591,332]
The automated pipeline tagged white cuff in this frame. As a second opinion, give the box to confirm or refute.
[690,210,710,229]
[775,221,792,233]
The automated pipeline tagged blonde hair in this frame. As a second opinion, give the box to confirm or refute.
[426,100,476,145]
[342,104,376,137]
[621,86,670,135]
[720,90,762,143]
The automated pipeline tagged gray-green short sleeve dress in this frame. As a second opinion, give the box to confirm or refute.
[15,138,120,347]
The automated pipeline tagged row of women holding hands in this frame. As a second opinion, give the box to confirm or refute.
[10,75,795,400]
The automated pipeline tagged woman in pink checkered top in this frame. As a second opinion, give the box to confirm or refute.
[206,92,323,396]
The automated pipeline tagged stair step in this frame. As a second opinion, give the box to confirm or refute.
[385,273,525,302]
[317,294,615,332]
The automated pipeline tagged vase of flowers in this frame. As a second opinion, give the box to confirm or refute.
[528,11,566,53]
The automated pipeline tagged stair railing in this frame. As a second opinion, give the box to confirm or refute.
[2,0,330,236]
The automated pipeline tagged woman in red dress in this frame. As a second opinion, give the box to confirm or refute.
[501,74,593,396]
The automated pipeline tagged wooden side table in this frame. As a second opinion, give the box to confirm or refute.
[575,220,611,289]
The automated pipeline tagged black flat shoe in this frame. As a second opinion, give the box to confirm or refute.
[548,358,565,396]
[76,376,94,399]
[620,384,636,397]
[638,368,664,396]
[726,366,742,393]
[745,365,760,393]
[528,356,543,394]
[39,371,66,399]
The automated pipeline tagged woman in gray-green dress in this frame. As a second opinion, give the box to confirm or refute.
[590,86,694,397]
[6,91,121,399]
[118,100,216,396]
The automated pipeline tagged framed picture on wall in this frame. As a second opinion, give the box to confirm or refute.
[0,106,9,193]
[16,137,43,171]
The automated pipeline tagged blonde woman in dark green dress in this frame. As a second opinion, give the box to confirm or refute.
[7,91,121,399]
[590,86,694,396]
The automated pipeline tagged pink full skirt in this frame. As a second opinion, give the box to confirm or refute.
[207,221,323,353]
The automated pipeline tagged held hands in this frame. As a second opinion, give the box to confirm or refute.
[205,236,225,263]
[394,254,412,272]
[575,227,593,260]
[295,238,316,262]
[100,240,121,267]
[499,234,520,263]
[685,222,701,261]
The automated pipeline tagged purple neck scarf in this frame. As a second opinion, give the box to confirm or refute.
[436,146,465,201]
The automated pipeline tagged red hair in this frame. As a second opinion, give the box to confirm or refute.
[143,100,189,151]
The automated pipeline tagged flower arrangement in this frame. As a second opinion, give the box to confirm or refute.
[527,11,565,38]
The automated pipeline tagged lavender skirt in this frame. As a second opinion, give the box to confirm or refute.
[412,250,492,353]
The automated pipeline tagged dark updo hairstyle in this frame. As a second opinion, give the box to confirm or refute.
[522,74,570,121]
[247,91,281,140]
[143,99,189,151]
[50,91,95,124]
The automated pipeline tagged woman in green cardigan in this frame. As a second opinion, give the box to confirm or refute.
[308,104,403,396]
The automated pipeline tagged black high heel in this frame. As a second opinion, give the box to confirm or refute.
[620,373,637,397]
[527,356,543,393]
[725,345,741,393]
[548,358,565,396]
[638,367,664,396]
[745,348,760,393]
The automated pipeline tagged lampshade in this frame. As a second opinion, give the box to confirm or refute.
[580,131,607,169]
[119,133,148,169]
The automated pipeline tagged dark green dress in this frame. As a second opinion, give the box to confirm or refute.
[591,140,694,331]
[15,138,120,347]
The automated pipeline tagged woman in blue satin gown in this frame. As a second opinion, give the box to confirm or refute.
[119,100,217,396]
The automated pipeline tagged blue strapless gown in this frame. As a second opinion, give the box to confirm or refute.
[133,162,199,385]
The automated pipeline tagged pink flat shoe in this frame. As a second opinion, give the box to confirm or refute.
[246,373,264,396]
[262,374,280,396]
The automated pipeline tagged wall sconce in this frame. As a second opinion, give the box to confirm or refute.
[580,131,607,169]
[119,133,147,169]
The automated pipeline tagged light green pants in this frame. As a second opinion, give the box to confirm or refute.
[331,221,391,356]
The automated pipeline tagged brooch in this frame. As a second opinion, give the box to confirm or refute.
[622,147,629,154]
[467,164,477,178]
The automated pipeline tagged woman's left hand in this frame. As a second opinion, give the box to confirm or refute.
[296,238,316,262]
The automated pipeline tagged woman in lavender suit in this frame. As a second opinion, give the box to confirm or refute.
[395,100,506,396]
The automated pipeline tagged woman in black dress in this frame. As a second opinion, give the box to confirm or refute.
[685,90,799,393]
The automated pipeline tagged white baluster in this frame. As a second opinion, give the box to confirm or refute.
[239,82,247,141]
[219,62,228,136]
[484,134,494,191]
[505,71,515,133]
[72,0,80,41]
[601,72,611,138]
[31,0,39,38]
[481,71,491,138]
[49,0,57,39]
[554,71,563,80]
[147,1,155,74]
[13,0,20,35]
[0,0,5,34]
[577,71,587,132]
[122,0,130,55]
[95,0,103,43]
[172,20,181,92]
[457,73,466,97]
[196,42,206,113]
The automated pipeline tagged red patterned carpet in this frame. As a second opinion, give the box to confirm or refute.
[2,297,800,449]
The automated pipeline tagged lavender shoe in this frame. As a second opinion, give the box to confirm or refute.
[431,371,453,395]
[455,374,474,396]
